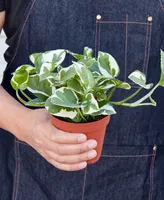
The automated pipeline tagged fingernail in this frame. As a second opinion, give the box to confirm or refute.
[79,162,87,169]
[77,134,86,143]
[88,150,97,159]
[88,140,97,149]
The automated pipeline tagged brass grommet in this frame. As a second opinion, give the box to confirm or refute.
[96,15,102,20]
[153,144,157,151]
[148,16,153,22]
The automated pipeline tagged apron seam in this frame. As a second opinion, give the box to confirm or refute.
[145,23,153,75]
[148,145,157,200]
[143,22,149,73]
[101,154,154,158]
[8,0,37,69]
[158,0,164,12]
[12,138,21,200]
[124,14,128,82]
[82,167,87,200]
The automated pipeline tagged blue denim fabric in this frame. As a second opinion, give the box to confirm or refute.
[0,0,164,199]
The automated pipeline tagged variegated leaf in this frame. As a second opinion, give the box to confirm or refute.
[83,47,93,58]
[27,74,52,100]
[159,49,164,86]
[11,65,36,91]
[98,51,120,78]
[91,103,116,116]
[74,62,95,92]
[51,87,81,108]
[82,93,99,114]
[128,70,153,89]
[59,64,76,82]
[45,97,78,119]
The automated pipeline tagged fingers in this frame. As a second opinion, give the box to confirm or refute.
[48,160,88,171]
[43,123,87,144]
[46,149,97,164]
[37,146,89,171]
[43,138,98,155]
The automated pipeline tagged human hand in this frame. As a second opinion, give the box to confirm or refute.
[16,109,97,171]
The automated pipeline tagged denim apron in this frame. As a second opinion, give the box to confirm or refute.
[1,0,164,199]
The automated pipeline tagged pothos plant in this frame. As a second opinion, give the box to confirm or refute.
[11,47,164,123]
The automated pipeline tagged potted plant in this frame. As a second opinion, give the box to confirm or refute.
[11,47,164,164]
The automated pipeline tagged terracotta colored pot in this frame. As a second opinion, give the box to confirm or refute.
[51,115,110,164]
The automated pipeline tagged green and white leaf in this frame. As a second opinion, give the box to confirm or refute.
[95,90,107,101]
[98,51,120,78]
[45,97,78,119]
[39,63,53,81]
[95,77,115,90]
[67,78,85,94]
[59,64,76,82]
[15,65,36,74]
[51,87,82,108]
[159,49,164,86]
[25,98,45,107]
[27,74,52,100]
[82,93,99,114]
[128,70,153,89]
[99,81,115,90]
[45,49,66,68]
[29,53,44,73]
[39,64,58,81]
[78,58,95,68]
[74,62,95,92]
[95,76,110,86]
[111,79,131,90]
[84,47,93,58]
[11,65,36,91]
[30,53,42,64]
[57,65,63,72]
[92,71,101,77]
[91,103,116,116]
[67,50,84,60]
[29,50,66,73]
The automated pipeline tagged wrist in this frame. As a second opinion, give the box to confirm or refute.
[0,85,32,139]
[10,106,32,141]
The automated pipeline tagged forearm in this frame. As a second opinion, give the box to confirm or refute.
[0,85,31,137]
[0,11,31,137]
[0,11,5,33]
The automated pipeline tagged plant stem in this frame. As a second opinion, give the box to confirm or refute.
[20,90,32,101]
[107,87,117,101]
[110,87,142,105]
[77,108,87,122]
[110,83,159,107]
[16,90,27,105]
[116,102,156,107]
[127,83,159,107]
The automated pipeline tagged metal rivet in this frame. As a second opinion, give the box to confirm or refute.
[153,144,157,151]
[148,16,153,22]
[96,15,102,20]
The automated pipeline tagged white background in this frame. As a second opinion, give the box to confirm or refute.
[0,30,7,82]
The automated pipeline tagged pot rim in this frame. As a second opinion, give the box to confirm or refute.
[51,115,110,131]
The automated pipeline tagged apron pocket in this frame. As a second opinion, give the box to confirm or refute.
[83,144,156,200]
